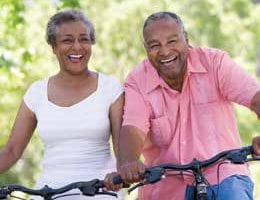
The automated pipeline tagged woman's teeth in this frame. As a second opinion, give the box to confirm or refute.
[68,54,83,59]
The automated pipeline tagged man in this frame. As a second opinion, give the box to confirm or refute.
[117,12,260,200]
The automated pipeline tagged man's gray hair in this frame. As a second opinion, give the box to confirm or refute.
[143,11,185,34]
[46,9,95,46]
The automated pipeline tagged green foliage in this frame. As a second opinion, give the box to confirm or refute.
[0,0,259,199]
[57,0,81,9]
[0,0,25,32]
[0,0,26,70]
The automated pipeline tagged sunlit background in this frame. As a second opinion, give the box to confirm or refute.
[0,0,259,199]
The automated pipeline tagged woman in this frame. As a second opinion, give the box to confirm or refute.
[0,9,124,199]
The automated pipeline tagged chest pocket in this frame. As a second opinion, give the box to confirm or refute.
[147,89,172,147]
[190,74,219,105]
[150,115,172,147]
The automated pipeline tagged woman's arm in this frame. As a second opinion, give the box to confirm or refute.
[109,93,124,160]
[104,94,124,191]
[0,100,37,173]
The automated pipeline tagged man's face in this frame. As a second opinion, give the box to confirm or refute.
[143,18,188,83]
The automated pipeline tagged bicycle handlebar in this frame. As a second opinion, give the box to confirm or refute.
[113,145,260,193]
[0,179,117,199]
[154,145,254,170]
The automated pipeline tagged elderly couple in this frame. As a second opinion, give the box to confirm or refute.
[0,9,259,200]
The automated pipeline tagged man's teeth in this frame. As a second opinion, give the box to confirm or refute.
[68,55,83,59]
[160,56,177,63]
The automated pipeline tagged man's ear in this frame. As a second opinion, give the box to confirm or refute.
[143,41,148,51]
[184,30,192,47]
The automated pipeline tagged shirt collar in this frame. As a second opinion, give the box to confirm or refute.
[145,47,207,93]
[186,47,207,75]
[143,59,161,93]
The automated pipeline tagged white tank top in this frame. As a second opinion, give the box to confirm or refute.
[23,73,124,199]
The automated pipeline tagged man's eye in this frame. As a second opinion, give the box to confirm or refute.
[169,40,177,43]
[149,44,159,50]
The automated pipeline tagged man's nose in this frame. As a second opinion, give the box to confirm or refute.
[158,45,170,56]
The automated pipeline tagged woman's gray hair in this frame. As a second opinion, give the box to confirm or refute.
[46,9,96,46]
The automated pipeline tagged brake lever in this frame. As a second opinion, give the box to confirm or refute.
[128,182,145,194]
[145,167,165,183]
[79,179,103,196]
[128,175,164,194]
[0,186,9,199]
[226,147,252,164]
[246,157,260,162]
[128,167,165,194]
[0,193,7,199]
[79,179,118,198]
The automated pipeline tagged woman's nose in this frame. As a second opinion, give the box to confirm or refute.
[72,40,82,49]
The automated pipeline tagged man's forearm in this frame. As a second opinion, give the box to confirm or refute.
[117,125,145,166]
[250,90,260,118]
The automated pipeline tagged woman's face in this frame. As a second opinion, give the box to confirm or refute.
[52,21,92,75]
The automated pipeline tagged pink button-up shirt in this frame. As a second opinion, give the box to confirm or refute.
[122,47,260,200]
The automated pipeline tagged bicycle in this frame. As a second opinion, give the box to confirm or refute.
[113,145,260,200]
[0,179,118,200]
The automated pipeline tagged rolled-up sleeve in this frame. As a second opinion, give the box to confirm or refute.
[216,51,260,107]
[122,73,150,134]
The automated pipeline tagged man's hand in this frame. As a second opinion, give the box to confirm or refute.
[104,172,122,191]
[252,136,260,156]
[118,160,146,184]
[250,91,260,119]
[117,125,146,184]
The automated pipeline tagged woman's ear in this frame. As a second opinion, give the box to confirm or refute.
[52,46,56,55]
[184,31,189,44]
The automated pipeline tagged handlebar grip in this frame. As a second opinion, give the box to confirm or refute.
[112,176,123,184]
[98,180,105,187]
[0,194,7,200]
[248,145,254,154]
[112,176,130,188]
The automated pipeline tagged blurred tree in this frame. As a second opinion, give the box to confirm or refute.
[0,0,38,185]
[252,0,260,4]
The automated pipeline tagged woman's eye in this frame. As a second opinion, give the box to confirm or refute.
[62,39,72,43]
[80,38,90,43]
